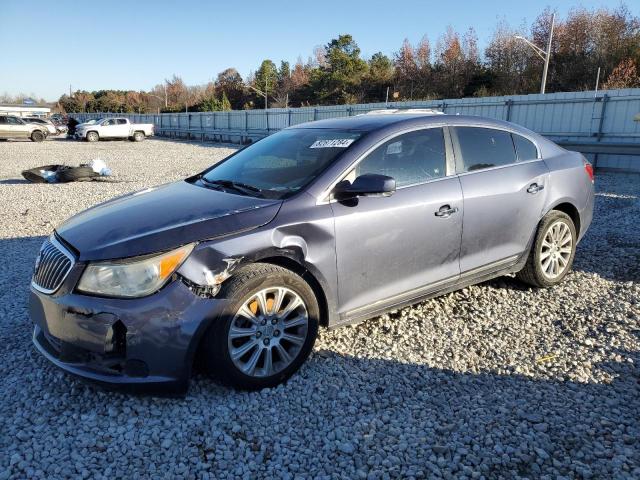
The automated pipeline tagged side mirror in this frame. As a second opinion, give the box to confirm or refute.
[333,174,396,199]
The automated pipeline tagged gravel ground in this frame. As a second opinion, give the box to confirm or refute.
[0,137,638,479]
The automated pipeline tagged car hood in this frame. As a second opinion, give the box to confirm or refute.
[56,180,282,261]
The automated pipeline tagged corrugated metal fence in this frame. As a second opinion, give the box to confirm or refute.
[72,88,640,172]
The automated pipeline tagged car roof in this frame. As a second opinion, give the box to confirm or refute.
[288,113,532,135]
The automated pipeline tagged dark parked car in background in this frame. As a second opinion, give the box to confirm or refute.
[29,111,595,392]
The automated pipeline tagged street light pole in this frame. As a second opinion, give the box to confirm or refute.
[514,12,555,94]
[540,13,555,94]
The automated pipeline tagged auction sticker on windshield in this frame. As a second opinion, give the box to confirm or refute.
[309,139,355,148]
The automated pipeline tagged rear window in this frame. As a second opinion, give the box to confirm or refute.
[454,127,517,172]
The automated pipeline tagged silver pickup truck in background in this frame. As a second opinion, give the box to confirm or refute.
[75,117,154,142]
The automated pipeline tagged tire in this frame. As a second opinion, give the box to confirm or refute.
[30,130,45,142]
[86,131,99,142]
[201,263,320,390]
[132,131,145,142]
[516,210,577,288]
[56,166,98,182]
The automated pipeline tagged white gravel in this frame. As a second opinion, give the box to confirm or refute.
[0,137,638,479]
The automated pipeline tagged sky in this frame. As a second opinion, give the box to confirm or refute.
[0,0,635,101]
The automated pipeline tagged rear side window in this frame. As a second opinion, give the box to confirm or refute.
[512,134,538,161]
[454,127,516,172]
[117,119,127,125]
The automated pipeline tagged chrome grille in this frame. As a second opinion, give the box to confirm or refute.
[32,237,74,294]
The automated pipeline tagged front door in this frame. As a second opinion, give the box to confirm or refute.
[330,127,463,317]
[451,126,550,273]
[6,116,28,138]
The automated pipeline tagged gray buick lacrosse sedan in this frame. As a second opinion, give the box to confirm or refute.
[30,110,594,392]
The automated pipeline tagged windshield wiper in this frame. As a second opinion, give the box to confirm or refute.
[201,178,263,197]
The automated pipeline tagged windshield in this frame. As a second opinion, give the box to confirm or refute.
[200,128,362,199]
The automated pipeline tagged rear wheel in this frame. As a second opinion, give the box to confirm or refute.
[132,131,145,142]
[30,130,45,142]
[201,263,319,390]
[86,131,99,142]
[517,210,576,288]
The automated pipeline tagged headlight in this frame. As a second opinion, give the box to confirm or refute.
[77,243,195,298]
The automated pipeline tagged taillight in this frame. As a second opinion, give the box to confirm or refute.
[584,161,594,183]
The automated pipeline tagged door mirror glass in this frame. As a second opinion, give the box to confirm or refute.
[334,174,396,199]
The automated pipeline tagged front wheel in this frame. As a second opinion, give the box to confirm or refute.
[86,131,99,142]
[517,210,577,288]
[201,263,319,390]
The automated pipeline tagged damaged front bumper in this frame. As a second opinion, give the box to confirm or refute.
[29,278,229,393]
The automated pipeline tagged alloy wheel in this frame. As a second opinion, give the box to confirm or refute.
[540,220,573,279]
[227,287,309,378]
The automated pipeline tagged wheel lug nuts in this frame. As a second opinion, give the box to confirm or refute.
[256,332,262,338]
[271,318,277,325]
[274,330,280,337]
[261,319,267,326]
[263,338,270,346]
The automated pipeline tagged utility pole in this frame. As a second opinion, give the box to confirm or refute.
[69,84,72,97]
[385,86,390,105]
[514,12,555,94]
[163,84,168,108]
[594,67,601,95]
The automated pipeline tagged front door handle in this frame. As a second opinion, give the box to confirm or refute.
[527,183,545,194]
[435,204,459,218]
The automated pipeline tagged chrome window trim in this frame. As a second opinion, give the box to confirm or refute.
[317,124,453,205]
[31,235,76,295]
[455,158,545,177]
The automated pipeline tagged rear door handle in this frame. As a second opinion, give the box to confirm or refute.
[527,183,544,194]
[435,204,459,218]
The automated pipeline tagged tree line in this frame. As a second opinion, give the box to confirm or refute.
[56,5,640,114]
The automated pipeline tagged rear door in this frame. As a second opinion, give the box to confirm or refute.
[451,126,549,273]
[330,127,463,317]
[114,119,131,137]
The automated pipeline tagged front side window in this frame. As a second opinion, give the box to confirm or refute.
[350,128,446,188]
[455,127,516,172]
[201,128,362,199]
